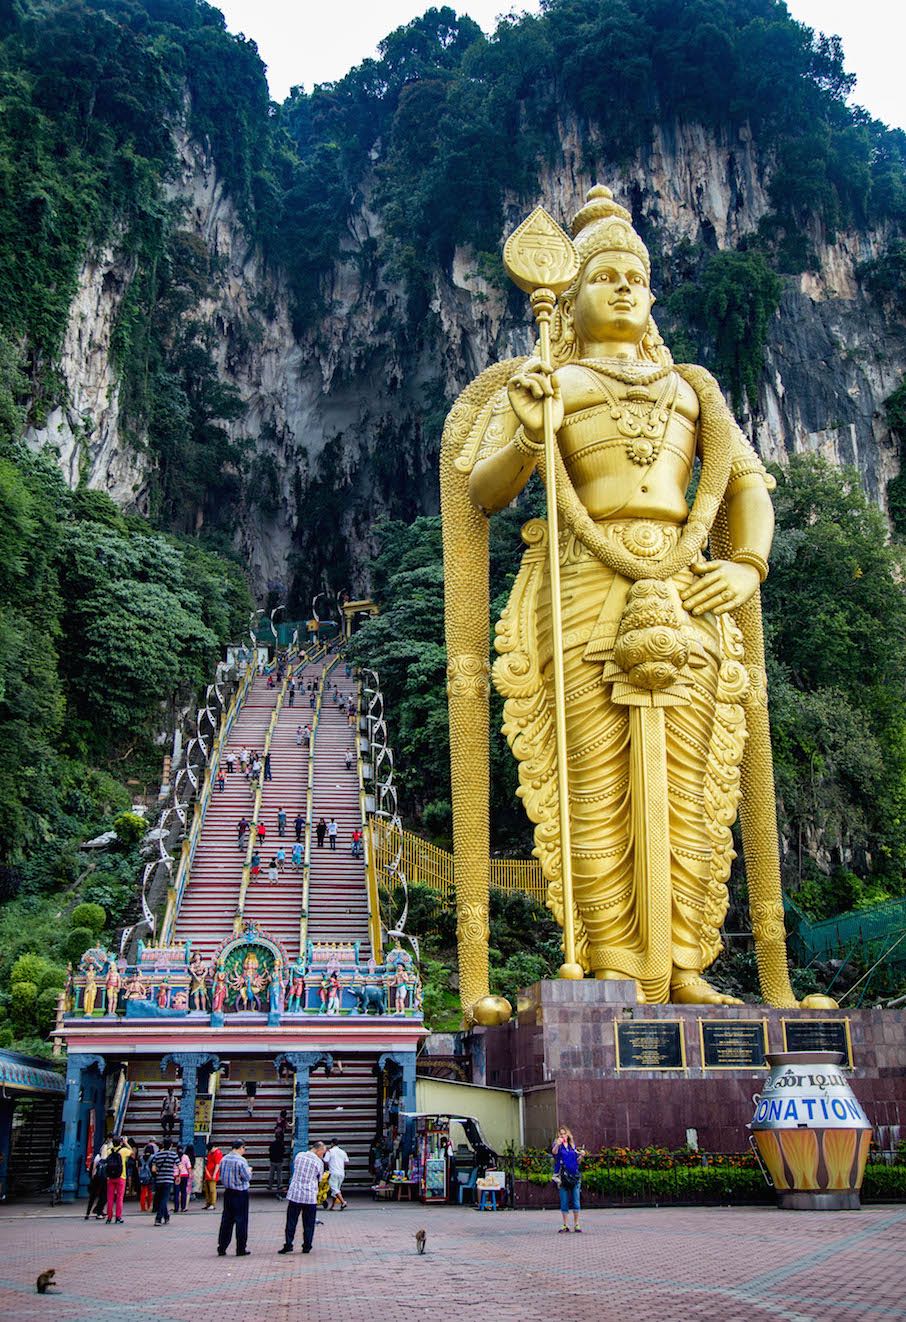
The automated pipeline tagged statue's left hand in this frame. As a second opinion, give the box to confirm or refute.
[680,560,760,616]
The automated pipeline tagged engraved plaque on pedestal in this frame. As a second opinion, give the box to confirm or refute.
[782,1018,853,1067]
[615,1020,685,1070]
[700,1019,768,1069]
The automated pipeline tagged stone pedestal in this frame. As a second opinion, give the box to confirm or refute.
[482,981,906,1153]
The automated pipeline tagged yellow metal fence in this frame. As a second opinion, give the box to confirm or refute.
[369,818,545,908]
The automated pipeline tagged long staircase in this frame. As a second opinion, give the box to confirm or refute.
[309,1059,378,1189]
[241,660,320,957]
[208,1074,294,1190]
[172,674,277,959]
[159,654,380,1191]
[308,674,372,958]
[121,1077,177,1151]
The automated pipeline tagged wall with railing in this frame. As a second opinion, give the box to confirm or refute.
[785,893,906,964]
[368,816,545,908]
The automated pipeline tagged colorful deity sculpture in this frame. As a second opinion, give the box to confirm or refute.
[104,960,122,1014]
[441,185,836,1022]
[286,959,306,1014]
[211,966,228,1014]
[326,974,342,1015]
[189,953,209,1011]
[124,972,147,1002]
[268,960,286,1017]
[82,966,98,1016]
[231,951,265,1011]
[393,968,412,1014]
[317,973,330,1013]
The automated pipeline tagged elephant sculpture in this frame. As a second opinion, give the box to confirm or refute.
[349,982,387,1015]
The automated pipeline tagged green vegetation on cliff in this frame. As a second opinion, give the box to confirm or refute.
[0,337,249,1052]
[278,0,906,319]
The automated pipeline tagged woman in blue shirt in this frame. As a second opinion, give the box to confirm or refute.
[553,1128,584,1233]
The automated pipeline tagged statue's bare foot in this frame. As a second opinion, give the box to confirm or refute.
[670,974,742,1006]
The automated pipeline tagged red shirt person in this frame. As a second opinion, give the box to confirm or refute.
[204,1146,223,1210]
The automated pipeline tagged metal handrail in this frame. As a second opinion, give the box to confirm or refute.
[356,684,382,961]
[299,653,339,951]
[159,660,255,944]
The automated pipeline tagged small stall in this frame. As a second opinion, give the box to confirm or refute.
[372,1111,500,1205]
[416,1116,449,1202]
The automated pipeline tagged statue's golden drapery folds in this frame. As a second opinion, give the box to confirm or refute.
[442,187,828,1024]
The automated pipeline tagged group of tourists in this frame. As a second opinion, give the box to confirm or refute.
[83,1135,196,1225]
[83,1117,582,1247]
[223,747,273,786]
[217,1135,350,1258]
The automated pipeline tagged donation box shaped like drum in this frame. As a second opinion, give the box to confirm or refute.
[750,1051,872,1210]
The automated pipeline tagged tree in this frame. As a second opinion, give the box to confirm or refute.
[765,456,906,889]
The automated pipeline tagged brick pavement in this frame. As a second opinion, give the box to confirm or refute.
[0,1198,903,1321]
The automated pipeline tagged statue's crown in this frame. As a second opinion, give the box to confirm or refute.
[570,184,650,281]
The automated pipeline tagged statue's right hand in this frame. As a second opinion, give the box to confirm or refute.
[507,358,563,442]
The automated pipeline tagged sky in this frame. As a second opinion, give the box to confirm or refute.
[214,0,906,131]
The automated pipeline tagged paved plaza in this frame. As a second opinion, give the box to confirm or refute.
[0,1198,903,1321]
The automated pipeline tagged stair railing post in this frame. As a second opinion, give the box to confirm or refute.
[161,1053,221,1151]
[59,1054,106,1203]
[275,1052,332,1159]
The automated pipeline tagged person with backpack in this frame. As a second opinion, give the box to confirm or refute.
[151,1139,178,1225]
[138,1146,155,1212]
[104,1136,130,1224]
[552,1127,585,1234]
[315,818,327,848]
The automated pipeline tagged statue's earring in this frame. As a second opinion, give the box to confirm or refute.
[558,302,576,352]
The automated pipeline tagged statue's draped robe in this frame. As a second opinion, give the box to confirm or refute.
[475,380,766,1001]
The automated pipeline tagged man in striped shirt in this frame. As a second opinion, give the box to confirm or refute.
[151,1140,178,1225]
[278,1141,326,1255]
[217,1141,253,1257]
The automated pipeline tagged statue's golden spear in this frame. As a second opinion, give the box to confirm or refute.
[503,209,584,980]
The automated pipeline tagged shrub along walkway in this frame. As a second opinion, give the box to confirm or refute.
[1,1197,904,1320]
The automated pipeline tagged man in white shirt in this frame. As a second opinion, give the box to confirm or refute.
[327,818,338,851]
[278,1141,326,1255]
[326,1138,350,1210]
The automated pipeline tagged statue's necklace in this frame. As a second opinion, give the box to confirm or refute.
[578,361,678,466]
[577,356,673,386]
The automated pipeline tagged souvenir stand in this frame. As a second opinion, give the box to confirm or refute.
[415,1115,449,1202]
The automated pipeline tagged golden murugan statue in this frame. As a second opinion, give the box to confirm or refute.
[442,186,831,1024]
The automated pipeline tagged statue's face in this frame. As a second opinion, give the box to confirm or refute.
[570,249,653,346]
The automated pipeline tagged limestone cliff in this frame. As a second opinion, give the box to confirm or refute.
[26,116,906,600]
